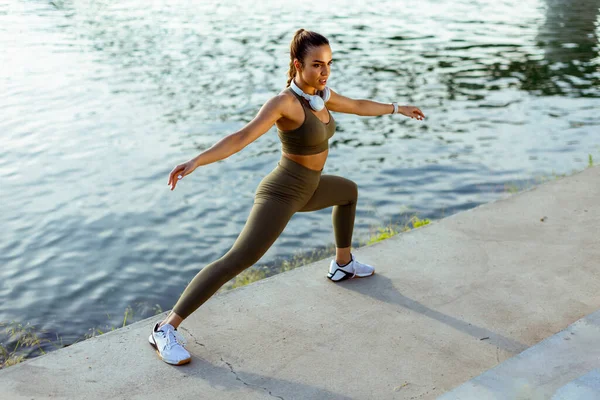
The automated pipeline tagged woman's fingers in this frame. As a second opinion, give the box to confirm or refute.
[403,106,425,120]
[168,167,176,186]
[412,107,425,120]
[168,165,185,188]
[167,161,195,191]
[171,172,182,190]
[412,107,423,118]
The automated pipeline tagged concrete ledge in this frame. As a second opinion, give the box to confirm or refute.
[439,311,600,399]
[1,166,599,400]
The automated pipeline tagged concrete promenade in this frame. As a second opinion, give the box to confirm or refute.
[1,165,598,399]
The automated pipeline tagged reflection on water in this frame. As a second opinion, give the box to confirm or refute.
[433,0,600,99]
[0,0,599,356]
[540,0,599,62]
[531,0,600,96]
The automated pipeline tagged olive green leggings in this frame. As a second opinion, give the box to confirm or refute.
[172,155,358,320]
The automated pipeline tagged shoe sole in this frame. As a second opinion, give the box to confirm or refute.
[148,334,191,365]
[327,270,375,282]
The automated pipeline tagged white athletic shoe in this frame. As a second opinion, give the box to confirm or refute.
[327,253,375,282]
[148,322,191,365]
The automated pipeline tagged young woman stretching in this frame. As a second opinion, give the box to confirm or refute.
[149,29,425,365]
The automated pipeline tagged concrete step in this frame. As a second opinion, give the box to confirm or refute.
[552,369,600,400]
[439,311,600,399]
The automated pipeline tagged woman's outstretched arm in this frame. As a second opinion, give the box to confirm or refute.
[167,95,287,190]
[327,88,425,120]
[192,94,287,167]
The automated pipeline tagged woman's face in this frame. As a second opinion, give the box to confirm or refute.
[295,44,333,93]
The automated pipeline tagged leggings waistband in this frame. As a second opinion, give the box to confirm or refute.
[277,155,323,179]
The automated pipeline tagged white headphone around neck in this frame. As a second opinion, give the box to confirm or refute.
[290,79,331,111]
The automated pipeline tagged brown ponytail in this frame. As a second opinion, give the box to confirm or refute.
[286,29,329,88]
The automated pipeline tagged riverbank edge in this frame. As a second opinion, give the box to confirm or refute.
[0,156,596,371]
[0,164,599,399]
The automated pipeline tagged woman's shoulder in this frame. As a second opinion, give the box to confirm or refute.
[273,88,299,112]
[277,86,294,99]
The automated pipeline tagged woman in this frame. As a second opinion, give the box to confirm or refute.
[149,29,425,365]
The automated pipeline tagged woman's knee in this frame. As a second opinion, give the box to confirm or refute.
[346,179,358,203]
[198,254,252,287]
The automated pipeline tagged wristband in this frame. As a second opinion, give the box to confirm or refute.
[391,102,398,114]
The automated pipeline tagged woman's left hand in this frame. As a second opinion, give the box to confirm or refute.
[399,106,425,121]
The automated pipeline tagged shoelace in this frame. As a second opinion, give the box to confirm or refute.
[173,330,188,346]
[159,329,182,351]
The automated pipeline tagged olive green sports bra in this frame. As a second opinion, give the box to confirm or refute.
[277,87,336,155]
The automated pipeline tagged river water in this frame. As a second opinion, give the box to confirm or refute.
[1,0,599,354]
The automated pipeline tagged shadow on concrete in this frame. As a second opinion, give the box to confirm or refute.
[335,273,528,354]
[174,327,354,400]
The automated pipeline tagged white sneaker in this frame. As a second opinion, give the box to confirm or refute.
[148,322,191,365]
[327,253,375,282]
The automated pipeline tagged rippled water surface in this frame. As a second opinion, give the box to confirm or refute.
[1,0,599,352]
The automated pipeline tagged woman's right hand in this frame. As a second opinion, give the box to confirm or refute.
[168,159,197,191]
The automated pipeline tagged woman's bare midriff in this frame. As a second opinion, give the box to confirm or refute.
[277,90,330,172]
[282,150,328,171]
